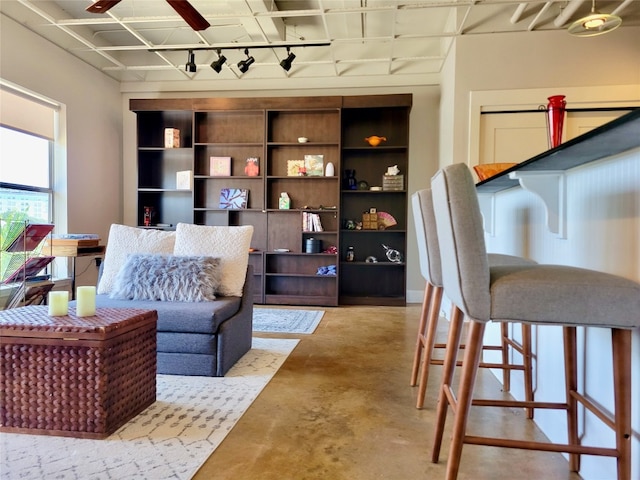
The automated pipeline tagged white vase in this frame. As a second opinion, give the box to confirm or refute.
[325,162,335,176]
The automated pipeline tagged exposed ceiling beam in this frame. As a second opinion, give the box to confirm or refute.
[528,1,554,31]
[554,0,586,27]
[510,3,528,24]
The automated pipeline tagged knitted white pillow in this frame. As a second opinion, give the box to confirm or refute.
[173,223,253,297]
[97,224,176,295]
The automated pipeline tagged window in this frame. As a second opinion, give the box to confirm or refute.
[0,125,53,225]
[0,84,60,288]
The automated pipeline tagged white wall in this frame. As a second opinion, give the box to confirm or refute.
[449,27,640,166]
[1,14,123,287]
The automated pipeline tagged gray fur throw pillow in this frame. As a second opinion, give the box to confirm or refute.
[109,254,222,302]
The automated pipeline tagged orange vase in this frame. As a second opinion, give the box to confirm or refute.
[546,95,566,149]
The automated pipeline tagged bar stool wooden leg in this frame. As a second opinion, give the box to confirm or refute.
[411,282,433,387]
[445,320,486,480]
[563,326,580,472]
[612,328,632,480]
[500,322,511,391]
[416,286,443,408]
[432,306,465,463]
[522,324,534,420]
[496,322,534,419]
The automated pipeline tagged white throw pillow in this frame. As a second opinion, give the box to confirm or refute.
[173,223,253,297]
[97,224,176,295]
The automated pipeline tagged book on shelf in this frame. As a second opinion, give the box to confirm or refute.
[47,234,100,247]
[304,154,324,176]
[219,188,248,209]
[164,128,180,148]
[210,156,231,176]
[176,170,193,190]
[2,223,55,253]
[302,211,324,232]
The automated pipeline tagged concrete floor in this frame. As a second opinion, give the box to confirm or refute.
[194,305,581,480]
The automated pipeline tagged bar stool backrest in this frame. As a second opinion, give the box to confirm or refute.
[431,163,491,322]
[411,189,443,287]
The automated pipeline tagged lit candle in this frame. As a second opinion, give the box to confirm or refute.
[48,291,69,316]
[76,286,97,317]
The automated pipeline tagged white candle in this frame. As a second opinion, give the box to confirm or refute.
[48,291,69,316]
[76,286,97,317]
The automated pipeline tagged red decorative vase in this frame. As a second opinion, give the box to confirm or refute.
[546,95,566,149]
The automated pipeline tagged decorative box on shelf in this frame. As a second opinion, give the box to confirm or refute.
[362,212,378,230]
[382,174,404,191]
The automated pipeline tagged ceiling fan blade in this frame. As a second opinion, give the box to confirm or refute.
[86,0,122,14]
[166,0,211,31]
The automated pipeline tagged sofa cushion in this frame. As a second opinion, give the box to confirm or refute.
[97,224,175,295]
[109,254,222,302]
[94,294,242,333]
[157,332,215,354]
[173,223,253,297]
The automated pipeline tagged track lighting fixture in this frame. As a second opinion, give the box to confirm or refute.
[280,47,296,72]
[185,50,196,72]
[237,49,255,73]
[147,42,332,78]
[210,49,227,73]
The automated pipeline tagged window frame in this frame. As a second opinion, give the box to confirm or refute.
[0,124,55,224]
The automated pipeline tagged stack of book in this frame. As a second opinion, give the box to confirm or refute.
[302,212,324,232]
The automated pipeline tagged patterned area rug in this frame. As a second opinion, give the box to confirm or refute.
[252,308,325,334]
[0,337,298,480]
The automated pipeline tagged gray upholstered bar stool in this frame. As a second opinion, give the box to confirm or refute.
[430,163,640,480]
[410,188,536,410]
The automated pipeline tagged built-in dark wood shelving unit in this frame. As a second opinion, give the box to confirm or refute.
[131,94,412,306]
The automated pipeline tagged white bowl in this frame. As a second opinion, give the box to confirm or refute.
[298,137,308,143]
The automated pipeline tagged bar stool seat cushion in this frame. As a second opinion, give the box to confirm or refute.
[490,264,640,328]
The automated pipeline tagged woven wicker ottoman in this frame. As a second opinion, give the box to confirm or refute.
[0,306,157,439]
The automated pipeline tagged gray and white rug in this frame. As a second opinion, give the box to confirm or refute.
[252,308,325,334]
[0,337,299,480]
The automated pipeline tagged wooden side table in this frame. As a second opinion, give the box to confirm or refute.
[46,242,106,298]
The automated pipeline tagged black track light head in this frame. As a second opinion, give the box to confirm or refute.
[210,50,227,73]
[237,49,255,73]
[185,50,196,72]
[280,48,296,72]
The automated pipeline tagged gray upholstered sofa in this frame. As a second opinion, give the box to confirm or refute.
[92,266,253,377]
[84,223,255,377]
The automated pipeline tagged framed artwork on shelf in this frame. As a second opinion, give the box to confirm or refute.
[210,156,231,176]
[219,188,249,209]
[287,160,305,176]
[176,170,193,190]
[304,154,324,176]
